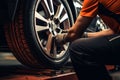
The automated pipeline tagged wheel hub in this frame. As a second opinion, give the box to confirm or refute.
[48,18,61,36]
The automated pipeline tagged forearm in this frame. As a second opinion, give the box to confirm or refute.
[87,28,115,38]
[65,16,93,42]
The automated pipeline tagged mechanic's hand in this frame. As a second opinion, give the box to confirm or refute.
[55,30,68,51]
[55,32,68,45]
[55,33,67,51]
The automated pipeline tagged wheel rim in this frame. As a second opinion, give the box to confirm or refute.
[95,15,108,31]
[34,0,71,59]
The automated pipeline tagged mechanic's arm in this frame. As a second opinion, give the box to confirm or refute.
[65,15,115,42]
[87,28,115,38]
[65,15,93,42]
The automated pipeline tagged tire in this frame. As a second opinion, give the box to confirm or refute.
[4,0,74,69]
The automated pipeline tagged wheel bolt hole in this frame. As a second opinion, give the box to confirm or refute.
[55,28,60,33]
[54,19,60,24]
[50,15,54,20]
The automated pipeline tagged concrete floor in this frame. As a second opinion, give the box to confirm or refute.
[0,52,21,66]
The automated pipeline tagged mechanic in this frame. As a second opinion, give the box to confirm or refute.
[56,0,120,80]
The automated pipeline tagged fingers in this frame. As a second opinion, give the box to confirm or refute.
[62,30,68,33]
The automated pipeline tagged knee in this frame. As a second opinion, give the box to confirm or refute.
[69,39,89,64]
[69,39,83,57]
[69,40,78,50]
[69,39,83,53]
[68,38,91,58]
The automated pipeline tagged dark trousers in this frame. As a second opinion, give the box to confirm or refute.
[69,34,120,80]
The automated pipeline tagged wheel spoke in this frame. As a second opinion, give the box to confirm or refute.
[36,25,49,32]
[35,11,48,23]
[60,13,68,23]
[46,34,53,53]
[51,53,57,58]
[50,39,57,58]
[42,0,54,16]
[54,4,68,23]
[73,1,82,8]
[54,4,64,18]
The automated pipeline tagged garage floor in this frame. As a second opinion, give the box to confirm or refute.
[1,52,120,80]
[0,52,78,80]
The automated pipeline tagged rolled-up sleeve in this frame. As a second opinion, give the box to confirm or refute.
[80,0,98,17]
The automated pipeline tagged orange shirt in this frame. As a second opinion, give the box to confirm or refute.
[80,0,120,33]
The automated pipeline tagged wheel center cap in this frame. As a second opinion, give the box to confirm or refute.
[49,21,58,35]
[49,21,56,30]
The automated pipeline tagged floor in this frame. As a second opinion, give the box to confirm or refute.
[0,52,78,80]
[1,52,120,80]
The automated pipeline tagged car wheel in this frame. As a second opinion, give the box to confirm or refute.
[4,0,74,69]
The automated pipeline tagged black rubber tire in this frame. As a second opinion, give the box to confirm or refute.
[4,0,74,69]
